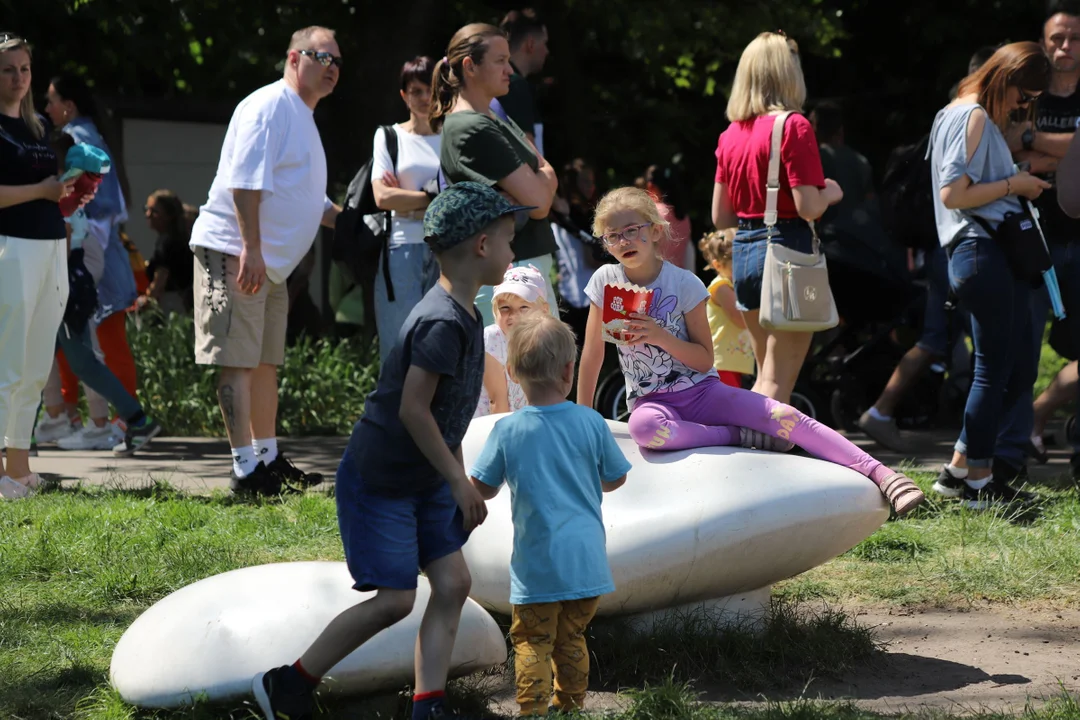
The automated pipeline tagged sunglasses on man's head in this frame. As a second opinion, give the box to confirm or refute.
[298,49,343,69]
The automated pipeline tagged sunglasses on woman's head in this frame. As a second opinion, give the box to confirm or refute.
[298,49,343,69]
[1017,88,1041,106]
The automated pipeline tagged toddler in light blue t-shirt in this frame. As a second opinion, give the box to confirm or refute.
[470,313,630,717]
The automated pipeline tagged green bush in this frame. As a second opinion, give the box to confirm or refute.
[128,312,378,437]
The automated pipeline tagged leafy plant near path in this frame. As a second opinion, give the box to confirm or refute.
[128,312,378,437]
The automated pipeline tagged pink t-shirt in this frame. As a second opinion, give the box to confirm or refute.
[714,113,826,219]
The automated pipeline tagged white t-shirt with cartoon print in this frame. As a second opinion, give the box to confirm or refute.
[473,324,529,418]
[585,261,718,410]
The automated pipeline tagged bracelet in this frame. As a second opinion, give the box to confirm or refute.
[1006,177,1011,196]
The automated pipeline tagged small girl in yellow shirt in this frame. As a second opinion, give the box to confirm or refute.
[700,230,755,387]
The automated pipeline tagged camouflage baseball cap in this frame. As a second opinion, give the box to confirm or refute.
[424,181,535,251]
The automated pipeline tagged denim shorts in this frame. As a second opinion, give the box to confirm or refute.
[335,446,470,591]
[732,223,816,312]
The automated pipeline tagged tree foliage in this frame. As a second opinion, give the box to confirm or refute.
[5,0,1052,229]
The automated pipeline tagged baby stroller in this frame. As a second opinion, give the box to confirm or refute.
[794,226,969,432]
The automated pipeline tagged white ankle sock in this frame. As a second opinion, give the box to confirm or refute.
[945,463,968,479]
[868,407,892,422]
[232,445,258,477]
[253,438,278,465]
[965,474,991,490]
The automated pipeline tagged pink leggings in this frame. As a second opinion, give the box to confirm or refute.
[627,377,892,486]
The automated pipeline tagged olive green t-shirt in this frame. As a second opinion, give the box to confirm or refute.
[440,110,556,261]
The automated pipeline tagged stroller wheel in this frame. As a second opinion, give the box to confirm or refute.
[595,367,630,422]
[1060,414,1078,448]
[790,385,824,425]
[829,387,867,434]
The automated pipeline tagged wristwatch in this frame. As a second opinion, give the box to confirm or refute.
[1022,127,1035,151]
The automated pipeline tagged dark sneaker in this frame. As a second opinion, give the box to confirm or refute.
[962,480,1036,510]
[230,462,285,496]
[1071,452,1080,480]
[112,418,163,457]
[252,665,314,720]
[267,452,324,488]
[931,465,966,498]
[991,456,1028,485]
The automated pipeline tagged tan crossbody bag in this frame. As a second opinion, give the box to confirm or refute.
[758,111,839,332]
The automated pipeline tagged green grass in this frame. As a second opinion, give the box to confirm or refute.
[2,480,1078,719]
[774,470,1080,607]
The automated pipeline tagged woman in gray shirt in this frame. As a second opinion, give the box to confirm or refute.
[928,42,1051,508]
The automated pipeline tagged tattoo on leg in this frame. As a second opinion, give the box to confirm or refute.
[219,384,237,432]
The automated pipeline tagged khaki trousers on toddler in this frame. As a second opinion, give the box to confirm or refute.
[510,597,599,716]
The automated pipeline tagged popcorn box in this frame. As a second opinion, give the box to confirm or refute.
[601,282,654,345]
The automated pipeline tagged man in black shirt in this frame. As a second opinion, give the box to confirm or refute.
[1002,0,1080,477]
[491,9,549,154]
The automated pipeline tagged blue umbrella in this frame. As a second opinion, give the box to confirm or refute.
[1025,199,1066,321]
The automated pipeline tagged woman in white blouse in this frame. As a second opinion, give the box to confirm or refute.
[370,56,442,362]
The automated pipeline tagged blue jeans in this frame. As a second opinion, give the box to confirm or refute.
[732,224,816,312]
[949,237,1037,468]
[997,241,1080,457]
[374,243,440,365]
[474,253,558,327]
[56,322,142,422]
[916,244,954,356]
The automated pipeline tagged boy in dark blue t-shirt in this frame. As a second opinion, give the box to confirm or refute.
[252,182,526,720]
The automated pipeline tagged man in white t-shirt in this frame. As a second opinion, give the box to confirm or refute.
[189,25,342,494]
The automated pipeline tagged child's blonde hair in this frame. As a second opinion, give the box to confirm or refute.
[699,229,736,269]
[507,313,577,389]
[592,186,670,241]
[726,32,806,122]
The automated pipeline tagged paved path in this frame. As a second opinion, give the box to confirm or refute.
[30,422,1076,492]
[32,437,349,492]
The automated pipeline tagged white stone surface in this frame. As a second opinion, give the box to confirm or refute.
[110,562,507,708]
[461,414,889,617]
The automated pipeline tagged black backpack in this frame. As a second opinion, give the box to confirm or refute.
[880,133,939,251]
[63,247,98,337]
[332,125,398,334]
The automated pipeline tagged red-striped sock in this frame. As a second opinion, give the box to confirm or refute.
[412,689,447,720]
[292,660,321,688]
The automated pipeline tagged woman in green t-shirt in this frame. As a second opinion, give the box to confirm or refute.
[430,23,559,325]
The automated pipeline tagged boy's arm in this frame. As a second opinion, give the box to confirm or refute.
[602,474,627,492]
[399,365,488,531]
[596,413,632,492]
[470,476,501,500]
[469,428,507,501]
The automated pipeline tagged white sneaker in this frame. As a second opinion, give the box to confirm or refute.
[36,415,76,444]
[57,424,120,451]
[0,476,30,500]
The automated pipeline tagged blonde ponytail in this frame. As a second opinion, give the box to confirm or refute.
[428,23,506,133]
